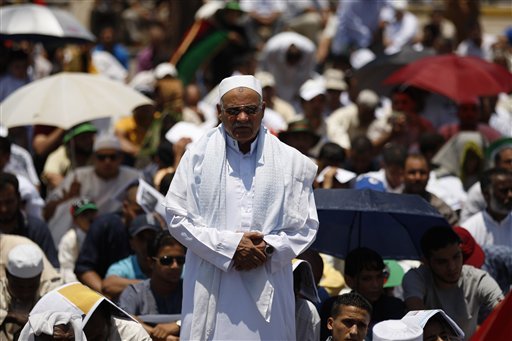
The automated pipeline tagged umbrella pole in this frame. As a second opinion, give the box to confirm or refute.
[69,138,76,170]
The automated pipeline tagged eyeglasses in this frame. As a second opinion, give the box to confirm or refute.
[152,255,186,266]
[95,153,120,161]
[223,104,261,116]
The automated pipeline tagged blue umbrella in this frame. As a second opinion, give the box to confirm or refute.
[311,189,450,260]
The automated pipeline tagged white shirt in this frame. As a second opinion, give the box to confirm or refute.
[384,11,419,55]
[463,210,512,248]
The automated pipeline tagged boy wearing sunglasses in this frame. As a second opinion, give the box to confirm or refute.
[119,230,185,340]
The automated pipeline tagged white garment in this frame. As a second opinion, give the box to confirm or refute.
[462,210,512,248]
[5,143,40,186]
[489,93,512,137]
[384,11,419,55]
[18,312,85,341]
[295,298,321,341]
[260,32,316,109]
[164,125,318,340]
[427,171,467,211]
[460,182,485,223]
[46,166,140,247]
[17,175,44,219]
[58,227,86,283]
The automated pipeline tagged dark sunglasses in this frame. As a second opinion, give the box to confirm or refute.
[223,104,261,116]
[153,255,186,266]
[95,153,120,161]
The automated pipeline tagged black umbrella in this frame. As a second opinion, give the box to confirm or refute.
[311,189,450,260]
[353,46,435,96]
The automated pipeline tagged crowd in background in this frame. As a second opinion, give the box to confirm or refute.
[1,0,512,340]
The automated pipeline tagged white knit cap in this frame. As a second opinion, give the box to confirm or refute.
[373,320,423,341]
[218,75,262,101]
[7,244,44,279]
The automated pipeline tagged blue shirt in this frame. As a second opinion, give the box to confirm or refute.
[106,255,147,280]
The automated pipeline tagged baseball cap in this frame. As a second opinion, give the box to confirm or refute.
[383,260,405,288]
[7,244,44,279]
[453,226,485,268]
[70,198,98,217]
[93,134,121,152]
[129,213,162,237]
[63,123,97,144]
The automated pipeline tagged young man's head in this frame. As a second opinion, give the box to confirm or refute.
[344,247,386,303]
[480,168,512,220]
[70,198,98,233]
[494,146,512,171]
[382,143,407,189]
[327,292,372,341]
[92,134,123,180]
[421,227,463,288]
[423,313,462,341]
[147,230,186,286]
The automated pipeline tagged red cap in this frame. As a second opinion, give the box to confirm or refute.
[453,226,485,268]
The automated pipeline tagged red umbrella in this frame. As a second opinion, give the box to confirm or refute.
[384,54,512,103]
[470,291,512,340]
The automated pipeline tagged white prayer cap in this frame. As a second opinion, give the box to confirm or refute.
[255,71,275,88]
[300,78,326,101]
[393,0,408,10]
[350,48,376,69]
[357,90,380,107]
[154,62,178,79]
[373,320,423,341]
[7,244,44,279]
[93,133,121,152]
[218,75,262,101]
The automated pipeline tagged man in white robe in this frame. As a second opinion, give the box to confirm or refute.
[164,75,319,340]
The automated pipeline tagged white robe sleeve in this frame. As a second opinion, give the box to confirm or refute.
[165,152,243,271]
[264,174,319,274]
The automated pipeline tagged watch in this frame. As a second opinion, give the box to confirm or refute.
[264,243,274,256]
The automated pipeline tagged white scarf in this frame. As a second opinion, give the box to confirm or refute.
[169,125,316,340]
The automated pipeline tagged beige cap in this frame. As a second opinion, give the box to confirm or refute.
[7,244,44,279]
[357,90,380,107]
[218,75,262,101]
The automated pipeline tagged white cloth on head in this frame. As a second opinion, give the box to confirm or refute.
[18,312,86,341]
[372,319,422,341]
[164,125,318,340]
[218,75,262,102]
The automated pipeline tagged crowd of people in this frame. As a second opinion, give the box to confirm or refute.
[1,0,512,340]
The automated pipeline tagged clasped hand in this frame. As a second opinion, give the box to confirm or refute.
[233,231,267,271]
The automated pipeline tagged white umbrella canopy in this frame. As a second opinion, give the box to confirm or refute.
[0,72,153,129]
[0,4,95,43]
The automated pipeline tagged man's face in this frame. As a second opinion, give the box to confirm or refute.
[328,305,371,341]
[384,164,404,189]
[151,244,186,284]
[487,174,512,215]
[457,103,479,127]
[404,158,429,194]
[423,318,460,341]
[496,148,512,171]
[303,95,326,129]
[218,88,264,147]
[0,184,20,226]
[425,243,463,286]
[6,272,41,301]
[347,269,385,303]
[93,148,122,179]
[391,93,415,115]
